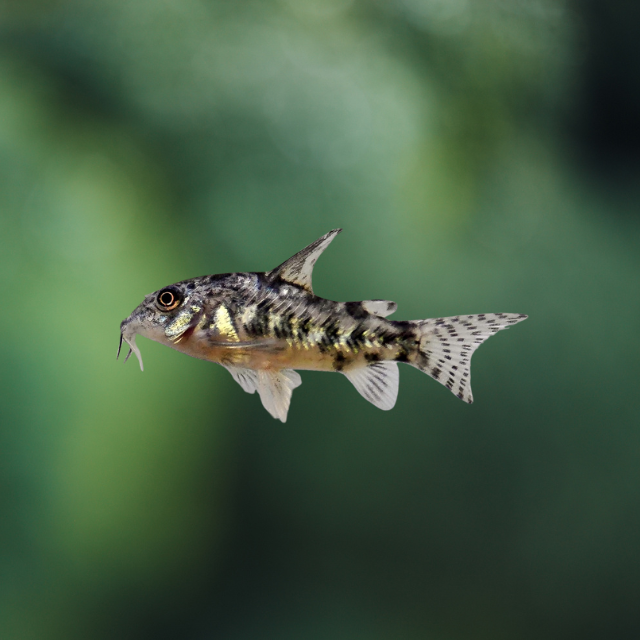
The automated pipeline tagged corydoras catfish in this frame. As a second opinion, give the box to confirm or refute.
[119,230,527,422]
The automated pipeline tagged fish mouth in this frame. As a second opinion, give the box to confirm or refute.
[118,318,145,371]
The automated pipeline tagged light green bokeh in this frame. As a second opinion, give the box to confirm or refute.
[0,2,638,639]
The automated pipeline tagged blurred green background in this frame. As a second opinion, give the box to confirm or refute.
[1,1,639,638]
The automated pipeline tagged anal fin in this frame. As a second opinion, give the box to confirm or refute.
[343,361,399,410]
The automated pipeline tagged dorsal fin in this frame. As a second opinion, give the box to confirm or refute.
[268,229,341,294]
[361,300,397,318]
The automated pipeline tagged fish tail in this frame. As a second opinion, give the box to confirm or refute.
[409,313,528,403]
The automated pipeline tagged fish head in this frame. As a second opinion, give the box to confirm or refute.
[119,281,205,370]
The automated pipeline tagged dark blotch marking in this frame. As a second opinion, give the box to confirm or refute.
[365,352,381,363]
[393,320,412,332]
[273,321,285,339]
[279,314,294,340]
[322,320,341,347]
[349,326,367,349]
[377,332,390,345]
[345,302,368,320]
[246,305,271,338]
[333,352,347,371]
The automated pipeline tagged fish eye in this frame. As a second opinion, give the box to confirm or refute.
[156,288,182,311]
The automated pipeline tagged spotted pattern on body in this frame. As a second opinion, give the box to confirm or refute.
[119,229,528,421]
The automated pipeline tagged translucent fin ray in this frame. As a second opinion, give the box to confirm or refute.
[268,229,341,294]
[225,366,259,394]
[412,313,528,404]
[344,361,399,410]
[256,369,302,422]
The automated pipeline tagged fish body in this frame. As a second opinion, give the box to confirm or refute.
[120,230,527,421]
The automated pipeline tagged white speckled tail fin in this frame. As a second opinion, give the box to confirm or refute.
[411,313,527,403]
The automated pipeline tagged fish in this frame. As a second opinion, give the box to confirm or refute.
[119,229,527,422]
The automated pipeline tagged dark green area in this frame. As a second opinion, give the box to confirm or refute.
[1,1,639,638]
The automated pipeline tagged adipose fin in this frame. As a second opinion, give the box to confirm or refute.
[361,300,397,318]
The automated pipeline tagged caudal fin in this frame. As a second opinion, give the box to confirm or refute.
[411,313,527,404]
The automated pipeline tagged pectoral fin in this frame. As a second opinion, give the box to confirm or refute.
[213,338,281,349]
[343,362,399,410]
[268,229,341,294]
